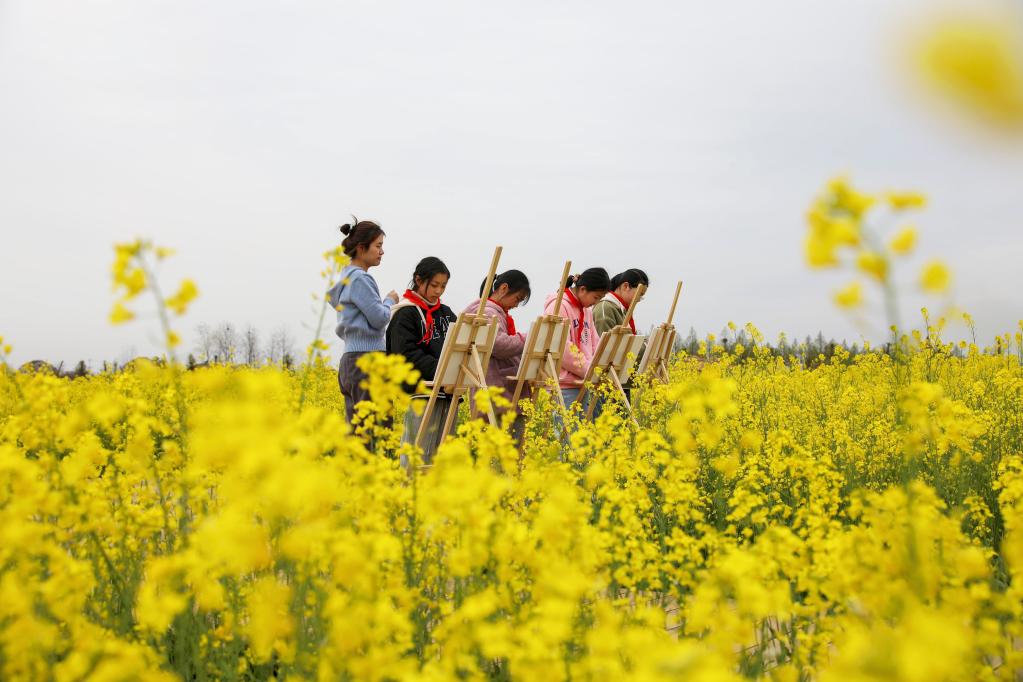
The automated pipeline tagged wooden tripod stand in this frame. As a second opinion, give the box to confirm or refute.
[508,260,574,411]
[636,280,682,383]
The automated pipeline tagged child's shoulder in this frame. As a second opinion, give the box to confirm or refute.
[389,302,421,325]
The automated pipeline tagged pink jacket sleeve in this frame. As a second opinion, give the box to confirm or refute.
[489,305,525,359]
[492,325,526,360]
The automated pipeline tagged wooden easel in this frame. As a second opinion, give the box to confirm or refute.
[637,280,682,383]
[507,260,573,411]
[574,284,648,424]
[413,247,502,448]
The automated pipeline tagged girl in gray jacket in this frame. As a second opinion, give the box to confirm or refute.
[326,219,399,425]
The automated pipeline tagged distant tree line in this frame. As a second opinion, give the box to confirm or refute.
[188,323,297,369]
[10,323,1012,378]
[673,325,985,369]
[11,323,299,377]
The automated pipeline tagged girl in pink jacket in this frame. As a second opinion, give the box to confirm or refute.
[461,269,532,407]
[543,268,611,405]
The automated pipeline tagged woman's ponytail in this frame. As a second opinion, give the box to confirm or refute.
[482,270,532,303]
[566,268,611,292]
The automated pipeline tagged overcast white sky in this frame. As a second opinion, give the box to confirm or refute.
[1,0,1021,367]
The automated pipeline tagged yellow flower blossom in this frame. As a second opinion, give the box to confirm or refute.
[856,250,889,282]
[109,302,135,325]
[834,281,865,308]
[920,260,953,293]
[165,279,199,315]
[885,191,928,210]
[889,226,919,255]
[918,15,1023,128]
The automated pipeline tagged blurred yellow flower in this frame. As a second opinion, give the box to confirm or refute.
[856,250,889,282]
[834,281,865,308]
[917,16,1023,128]
[166,280,199,316]
[109,302,135,325]
[920,260,953,293]
[885,191,928,210]
[828,176,877,218]
[246,576,294,663]
[889,226,919,255]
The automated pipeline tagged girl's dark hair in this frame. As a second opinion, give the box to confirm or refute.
[565,267,611,292]
[480,269,531,303]
[610,268,649,291]
[411,256,450,289]
[339,217,386,258]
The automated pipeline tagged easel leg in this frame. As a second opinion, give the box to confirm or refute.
[470,346,499,427]
[585,381,601,420]
[434,358,469,448]
[575,383,589,408]
[607,367,638,426]
[415,390,441,448]
[511,378,526,409]
[545,355,567,410]
[440,392,461,442]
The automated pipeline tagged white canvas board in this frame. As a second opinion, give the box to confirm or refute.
[637,326,674,375]
[590,332,646,381]
[615,334,647,381]
[516,317,569,382]
[434,317,497,389]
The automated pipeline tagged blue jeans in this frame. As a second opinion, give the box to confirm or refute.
[561,388,604,418]
[553,388,603,440]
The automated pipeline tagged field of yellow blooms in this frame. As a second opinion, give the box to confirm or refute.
[2,172,1023,681]
[3,326,1023,680]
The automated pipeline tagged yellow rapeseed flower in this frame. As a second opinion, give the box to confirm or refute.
[834,281,865,308]
[920,260,953,293]
[165,279,199,316]
[885,191,928,210]
[889,226,919,255]
[856,250,889,282]
[109,302,135,325]
[917,15,1023,128]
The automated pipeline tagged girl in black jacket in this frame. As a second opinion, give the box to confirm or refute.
[386,257,458,462]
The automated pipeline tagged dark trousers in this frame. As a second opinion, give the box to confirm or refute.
[338,352,372,425]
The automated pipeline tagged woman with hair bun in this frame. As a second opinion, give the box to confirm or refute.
[327,218,399,425]
[387,256,458,460]
[594,268,649,336]
[543,267,611,405]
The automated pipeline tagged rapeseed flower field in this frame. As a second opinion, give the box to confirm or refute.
[2,182,1022,681]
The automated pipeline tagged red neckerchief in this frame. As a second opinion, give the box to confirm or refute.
[611,292,636,334]
[564,289,584,345]
[403,290,441,344]
[487,298,516,335]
